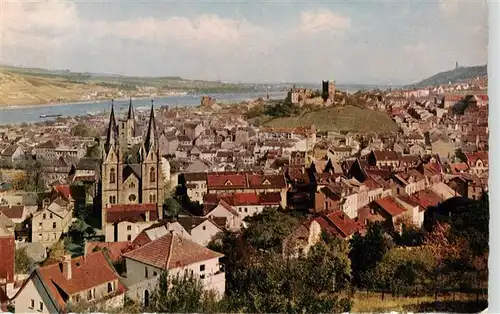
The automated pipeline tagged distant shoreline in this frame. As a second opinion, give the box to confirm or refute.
[0,93,191,110]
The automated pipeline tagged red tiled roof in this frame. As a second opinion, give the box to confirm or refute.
[53,185,71,200]
[106,203,158,224]
[373,150,399,162]
[85,241,135,263]
[247,174,286,189]
[25,252,126,310]
[450,162,469,174]
[465,151,488,166]
[412,190,442,210]
[207,173,246,189]
[0,205,24,220]
[123,232,223,270]
[374,197,406,217]
[204,192,281,207]
[324,211,364,238]
[0,235,15,284]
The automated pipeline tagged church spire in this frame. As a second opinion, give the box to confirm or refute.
[104,99,118,154]
[127,97,134,120]
[144,100,157,154]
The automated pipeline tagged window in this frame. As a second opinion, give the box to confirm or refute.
[43,213,46,219]
[107,282,113,293]
[87,289,93,301]
[202,226,206,231]
[153,271,158,276]
[39,222,42,228]
[129,194,136,202]
[49,213,53,219]
[244,208,248,213]
[38,234,42,240]
[200,264,205,271]
[129,182,136,188]
[109,195,116,204]
[39,302,44,311]
[149,194,156,203]
[75,294,81,302]
[53,222,56,229]
[53,233,57,240]
[127,225,132,231]
[149,167,156,182]
[145,267,149,278]
[29,299,34,309]
[109,168,116,184]
[127,234,132,241]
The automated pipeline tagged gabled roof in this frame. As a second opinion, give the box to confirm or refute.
[36,140,57,149]
[122,231,223,270]
[324,211,364,238]
[13,252,126,311]
[0,205,24,220]
[374,197,406,217]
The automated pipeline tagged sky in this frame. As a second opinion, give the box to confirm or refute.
[0,0,488,85]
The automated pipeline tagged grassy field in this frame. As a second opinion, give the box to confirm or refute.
[261,106,398,133]
[352,291,487,313]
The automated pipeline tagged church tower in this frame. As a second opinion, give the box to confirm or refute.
[140,102,164,219]
[101,101,121,229]
[118,98,136,149]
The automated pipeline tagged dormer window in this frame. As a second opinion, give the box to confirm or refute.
[224,180,233,186]
[262,179,271,185]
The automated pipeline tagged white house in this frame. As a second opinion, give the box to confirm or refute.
[13,252,126,313]
[122,232,225,307]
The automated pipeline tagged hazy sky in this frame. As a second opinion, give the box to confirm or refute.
[1,0,488,84]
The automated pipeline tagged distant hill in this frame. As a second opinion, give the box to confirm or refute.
[259,106,398,133]
[0,65,278,107]
[408,65,487,88]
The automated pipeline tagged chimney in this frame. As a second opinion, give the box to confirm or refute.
[62,255,72,280]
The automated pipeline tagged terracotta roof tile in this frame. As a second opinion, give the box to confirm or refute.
[106,203,158,224]
[0,205,24,220]
[324,211,364,238]
[32,252,126,310]
[374,197,407,217]
[123,232,223,270]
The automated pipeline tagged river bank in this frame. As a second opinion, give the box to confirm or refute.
[0,91,287,125]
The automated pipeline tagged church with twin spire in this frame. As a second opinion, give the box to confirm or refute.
[100,100,165,242]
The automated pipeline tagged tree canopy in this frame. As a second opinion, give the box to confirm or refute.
[149,271,220,313]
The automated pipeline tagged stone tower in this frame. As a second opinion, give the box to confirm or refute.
[100,100,164,231]
[140,104,164,218]
[322,80,336,104]
[101,102,121,228]
[118,98,136,149]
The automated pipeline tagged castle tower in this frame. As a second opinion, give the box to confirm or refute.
[140,102,164,219]
[101,101,120,229]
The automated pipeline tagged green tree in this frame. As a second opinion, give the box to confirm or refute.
[85,145,101,159]
[374,247,436,296]
[20,159,44,192]
[71,123,95,137]
[15,247,34,274]
[349,222,391,288]
[242,207,299,252]
[149,271,220,313]
[163,197,182,219]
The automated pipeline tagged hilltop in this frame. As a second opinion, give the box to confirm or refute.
[0,65,273,107]
[408,65,487,88]
[257,105,398,133]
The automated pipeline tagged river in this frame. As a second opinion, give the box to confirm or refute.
[0,91,287,125]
